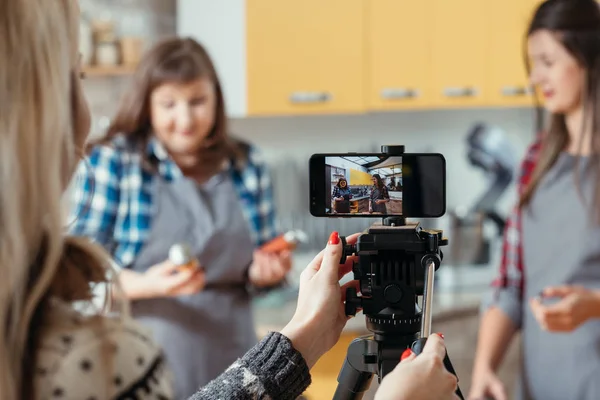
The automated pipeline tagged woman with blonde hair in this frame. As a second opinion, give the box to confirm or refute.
[0,0,173,398]
[0,0,460,399]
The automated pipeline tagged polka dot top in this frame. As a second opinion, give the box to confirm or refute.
[34,300,174,400]
[33,299,313,400]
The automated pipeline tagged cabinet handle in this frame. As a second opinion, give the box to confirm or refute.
[289,92,331,104]
[501,86,533,97]
[380,88,420,99]
[443,87,478,97]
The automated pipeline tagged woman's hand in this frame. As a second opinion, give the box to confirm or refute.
[248,250,292,288]
[119,260,206,300]
[280,231,360,369]
[529,285,600,332]
[375,334,459,400]
[468,367,507,400]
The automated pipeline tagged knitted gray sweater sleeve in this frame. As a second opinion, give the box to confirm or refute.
[188,332,312,400]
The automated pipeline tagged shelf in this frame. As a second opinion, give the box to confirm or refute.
[82,65,137,77]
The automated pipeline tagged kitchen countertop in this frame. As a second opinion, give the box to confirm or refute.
[252,251,496,337]
[349,195,369,201]
[346,194,403,201]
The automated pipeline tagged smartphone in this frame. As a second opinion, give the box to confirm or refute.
[309,152,446,218]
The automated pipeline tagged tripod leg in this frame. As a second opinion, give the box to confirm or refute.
[332,358,373,400]
[332,337,378,400]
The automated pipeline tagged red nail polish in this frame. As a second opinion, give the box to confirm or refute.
[400,348,413,361]
[436,332,444,339]
[328,231,340,245]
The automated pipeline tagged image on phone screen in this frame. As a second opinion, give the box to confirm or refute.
[326,155,402,216]
[310,153,445,218]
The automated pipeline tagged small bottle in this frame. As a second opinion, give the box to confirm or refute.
[169,243,199,272]
[95,39,120,66]
[260,230,308,254]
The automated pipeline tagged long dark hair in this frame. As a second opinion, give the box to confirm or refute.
[372,174,384,189]
[96,37,244,172]
[521,0,600,221]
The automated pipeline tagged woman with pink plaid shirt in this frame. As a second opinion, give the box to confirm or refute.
[469,1,600,399]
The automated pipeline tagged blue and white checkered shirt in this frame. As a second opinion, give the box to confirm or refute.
[67,136,279,268]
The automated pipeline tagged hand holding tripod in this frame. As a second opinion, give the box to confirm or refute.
[332,218,465,400]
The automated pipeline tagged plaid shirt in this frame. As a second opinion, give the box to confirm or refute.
[67,136,279,268]
[332,186,352,198]
[488,137,542,324]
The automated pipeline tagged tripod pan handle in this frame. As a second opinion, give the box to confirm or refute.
[411,337,465,400]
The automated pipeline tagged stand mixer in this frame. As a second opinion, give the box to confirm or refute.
[447,123,517,266]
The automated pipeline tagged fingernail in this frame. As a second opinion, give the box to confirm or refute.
[328,231,340,245]
[400,348,413,361]
[436,332,444,339]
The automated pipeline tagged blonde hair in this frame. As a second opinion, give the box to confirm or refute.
[0,1,120,398]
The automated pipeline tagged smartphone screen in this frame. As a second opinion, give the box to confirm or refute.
[309,153,446,218]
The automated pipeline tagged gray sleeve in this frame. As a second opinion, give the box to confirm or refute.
[188,332,311,400]
[479,286,523,330]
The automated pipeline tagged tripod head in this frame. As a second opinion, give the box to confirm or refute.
[340,221,447,341]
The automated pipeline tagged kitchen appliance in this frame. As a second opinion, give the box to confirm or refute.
[447,123,517,266]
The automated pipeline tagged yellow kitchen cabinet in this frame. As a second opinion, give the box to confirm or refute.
[178,0,538,117]
[349,169,374,186]
[246,0,365,116]
[486,0,538,107]
[178,0,364,118]
[430,0,489,108]
[367,0,431,110]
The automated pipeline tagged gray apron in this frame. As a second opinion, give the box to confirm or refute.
[519,153,600,400]
[370,186,388,213]
[129,171,257,399]
[335,188,351,213]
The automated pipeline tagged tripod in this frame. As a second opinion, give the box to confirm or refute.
[333,219,464,400]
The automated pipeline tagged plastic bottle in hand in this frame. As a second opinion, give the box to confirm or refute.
[169,243,200,272]
[260,230,308,254]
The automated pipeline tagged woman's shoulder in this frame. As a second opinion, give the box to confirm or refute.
[34,301,173,399]
[85,135,143,167]
[230,137,267,168]
[517,136,543,184]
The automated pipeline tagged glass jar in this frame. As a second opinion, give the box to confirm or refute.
[95,40,119,66]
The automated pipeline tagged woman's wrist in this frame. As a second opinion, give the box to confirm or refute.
[118,270,154,300]
[280,320,321,369]
[473,360,494,374]
[472,353,498,377]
